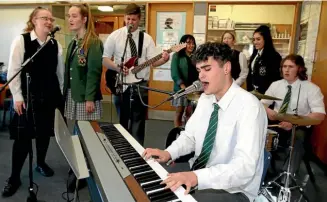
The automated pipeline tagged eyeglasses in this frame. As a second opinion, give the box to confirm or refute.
[36,16,55,23]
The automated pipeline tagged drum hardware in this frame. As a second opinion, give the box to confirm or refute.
[268,124,281,128]
[187,93,201,102]
[251,90,282,101]
[263,85,310,202]
[266,129,279,152]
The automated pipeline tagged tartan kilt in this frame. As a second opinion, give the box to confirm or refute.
[9,98,58,140]
[64,89,102,120]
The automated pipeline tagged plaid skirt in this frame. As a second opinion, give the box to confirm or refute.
[64,89,102,120]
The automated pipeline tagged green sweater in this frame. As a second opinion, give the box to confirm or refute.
[170,53,194,92]
[63,39,103,102]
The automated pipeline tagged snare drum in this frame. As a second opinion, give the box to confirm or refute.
[266,129,279,151]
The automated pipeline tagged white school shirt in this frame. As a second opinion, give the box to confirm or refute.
[166,82,268,202]
[102,26,159,81]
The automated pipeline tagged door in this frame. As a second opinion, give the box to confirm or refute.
[147,3,194,115]
[310,1,327,164]
[94,15,125,95]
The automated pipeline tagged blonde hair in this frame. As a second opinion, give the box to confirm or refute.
[71,3,100,55]
[24,6,49,33]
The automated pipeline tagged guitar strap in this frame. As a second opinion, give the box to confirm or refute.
[138,30,144,58]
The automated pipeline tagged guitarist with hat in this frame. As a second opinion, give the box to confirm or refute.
[102,3,170,146]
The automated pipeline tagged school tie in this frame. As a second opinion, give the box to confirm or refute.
[279,85,292,114]
[128,35,138,65]
[192,103,219,170]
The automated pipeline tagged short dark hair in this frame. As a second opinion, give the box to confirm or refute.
[281,54,308,80]
[125,3,141,16]
[193,42,232,67]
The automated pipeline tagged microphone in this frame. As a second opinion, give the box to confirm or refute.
[127,24,133,33]
[48,25,61,36]
[169,80,203,101]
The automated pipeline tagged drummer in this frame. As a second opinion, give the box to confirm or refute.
[261,54,325,178]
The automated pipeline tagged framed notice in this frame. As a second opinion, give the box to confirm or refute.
[156,12,186,69]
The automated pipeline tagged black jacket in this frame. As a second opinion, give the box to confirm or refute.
[246,49,282,94]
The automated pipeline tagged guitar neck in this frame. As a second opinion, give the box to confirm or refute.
[131,49,172,74]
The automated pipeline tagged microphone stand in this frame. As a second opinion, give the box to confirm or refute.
[116,28,132,129]
[0,33,56,202]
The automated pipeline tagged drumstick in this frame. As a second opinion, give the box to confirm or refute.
[268,124,280,128]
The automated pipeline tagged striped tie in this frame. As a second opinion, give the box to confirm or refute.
[129,36,138,65]
[192,103,219,170]
[279,85,292,114]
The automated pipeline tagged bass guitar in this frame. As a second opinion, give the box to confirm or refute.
[105,43,186,95]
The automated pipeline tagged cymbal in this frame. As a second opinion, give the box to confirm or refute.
[187,93,201,102]
[251,90,282,101]
[275,113,321,126]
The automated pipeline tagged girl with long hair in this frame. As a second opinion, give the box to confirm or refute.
[3,7,64,197]
[221,31,248,86]
[64,3,103,132]
[246,25,282,94]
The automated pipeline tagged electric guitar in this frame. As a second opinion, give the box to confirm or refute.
[105,43,186,95]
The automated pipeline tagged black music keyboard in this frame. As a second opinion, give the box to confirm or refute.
[77,121,197,202]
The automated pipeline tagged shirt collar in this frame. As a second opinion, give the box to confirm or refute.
[283,78,301,89]
[258,49,263,56]
[210,82,238,111]
[30,30,38,41]
[125,26,139,38]
[30,30,49,43]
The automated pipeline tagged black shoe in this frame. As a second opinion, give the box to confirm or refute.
[2,178,21,197]
[35,163,54,177]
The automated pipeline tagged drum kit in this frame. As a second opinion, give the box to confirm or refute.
[250,90,320,202]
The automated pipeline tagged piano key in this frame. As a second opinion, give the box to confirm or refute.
[140,179,162,187]
[129,166,152,174]
[146,187,166,195]
[133,170,155,177]
[136,175,161,184]
[134,171,158,179]
[125,161,146,168]
[153,193,178,202]
[116,148,136,154]
[148,189,175,200]
[143,183,166,193]
[129,164,148,170]
[110,139,129,144]
[98,123,197,202]
[116,147,135,152]
[123,157,143,163]
[121,154,141,161]
[120,152,140,158]
[167,199,181,202]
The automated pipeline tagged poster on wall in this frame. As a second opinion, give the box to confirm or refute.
[156,12,186,70]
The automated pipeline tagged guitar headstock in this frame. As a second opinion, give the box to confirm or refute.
[169,43,187,53]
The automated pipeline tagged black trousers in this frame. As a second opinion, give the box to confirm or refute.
[116,81,148,146]
[10,136,50,181]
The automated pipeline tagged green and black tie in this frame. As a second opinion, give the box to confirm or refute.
[192,103,219,170]
[279,85,292,114]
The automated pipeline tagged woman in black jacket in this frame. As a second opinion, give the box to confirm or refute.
[246,25,282,94]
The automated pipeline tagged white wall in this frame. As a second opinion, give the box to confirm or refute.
[0,6,44,67]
